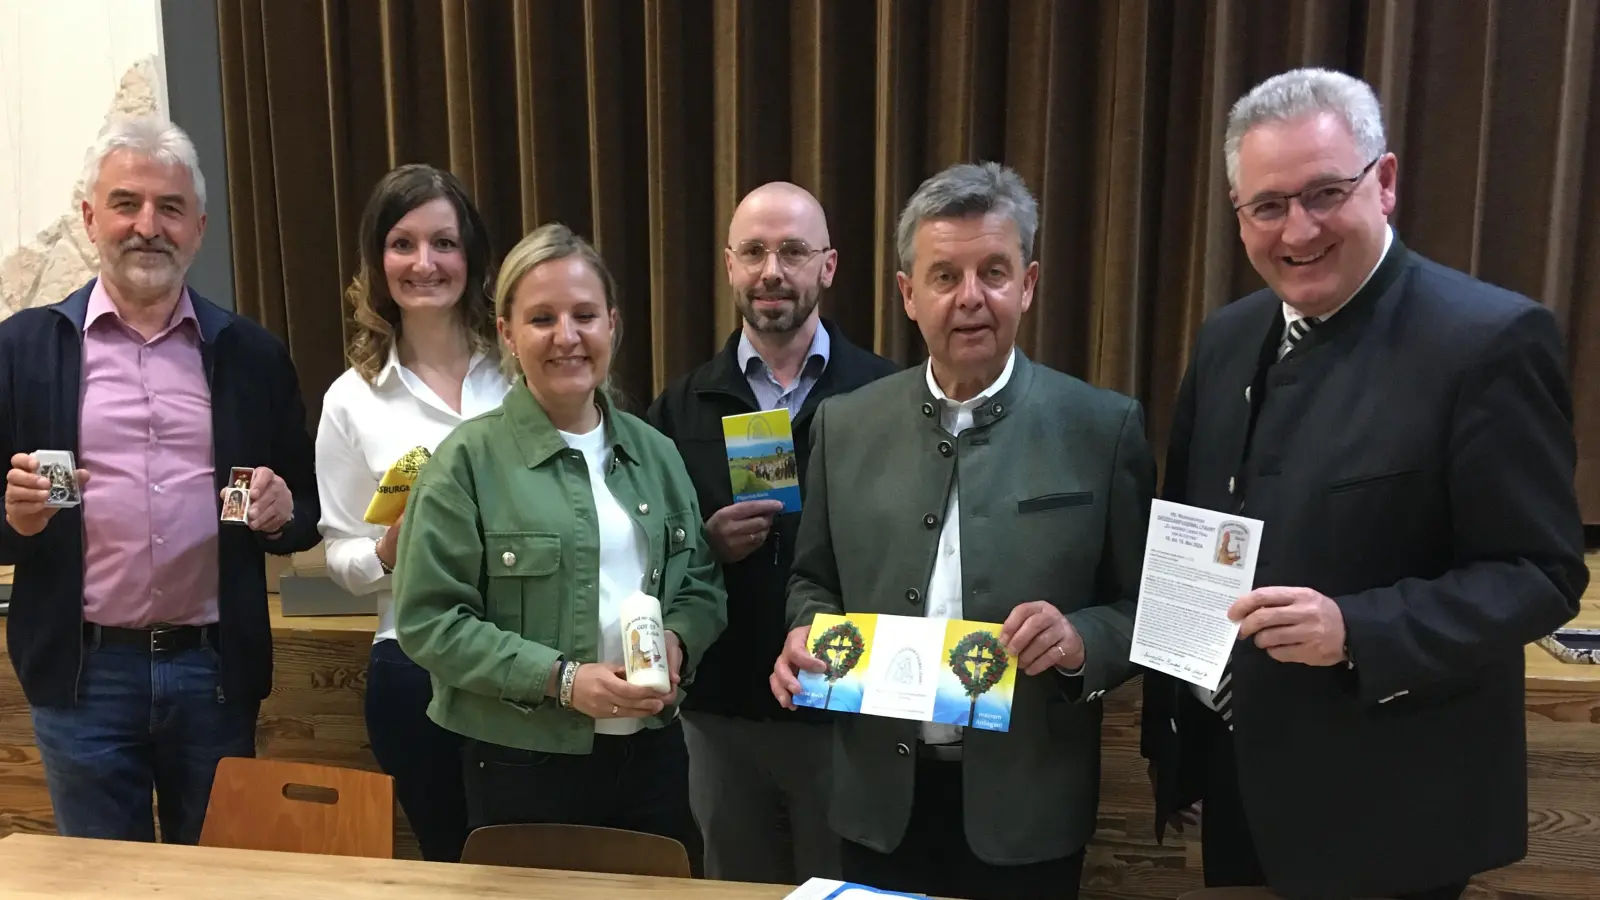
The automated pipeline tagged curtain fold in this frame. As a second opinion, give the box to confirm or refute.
[216,0,1600,521]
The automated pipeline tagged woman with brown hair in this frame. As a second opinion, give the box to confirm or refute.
[314,164,510,862]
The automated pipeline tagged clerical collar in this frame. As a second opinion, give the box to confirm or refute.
[1282,224,1394,329]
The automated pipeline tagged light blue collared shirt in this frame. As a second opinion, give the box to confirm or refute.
[737,324,831,417]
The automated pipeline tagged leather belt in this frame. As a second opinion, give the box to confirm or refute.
[84,622,216,654]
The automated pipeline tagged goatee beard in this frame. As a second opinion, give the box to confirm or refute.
[741,291,818,334]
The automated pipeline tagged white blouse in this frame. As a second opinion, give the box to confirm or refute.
[315,347,512,643]
[559,418,650,737]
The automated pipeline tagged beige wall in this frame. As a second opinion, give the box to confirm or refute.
[0,0,168,322]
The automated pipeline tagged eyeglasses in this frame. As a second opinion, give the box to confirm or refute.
[729,239,830,271]
[1233,157,1379,226]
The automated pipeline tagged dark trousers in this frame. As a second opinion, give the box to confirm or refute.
[365,638,469,862]
[30,640,258,844]
[462,717,704,877]
[1192,694,1467,900]
[840,754,1085,900]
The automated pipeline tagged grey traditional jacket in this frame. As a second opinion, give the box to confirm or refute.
[787,350,1156,864]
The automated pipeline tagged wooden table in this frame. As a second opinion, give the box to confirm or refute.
[2,559,1597,899]
[0,832,803,898]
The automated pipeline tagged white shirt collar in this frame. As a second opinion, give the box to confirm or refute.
[925,346,1016,407]
[377,343,497,419]
[377,343,493,386]
[1283,224,1393,328]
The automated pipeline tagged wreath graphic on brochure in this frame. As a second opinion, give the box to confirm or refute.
[811,620,866,708]
[948,629,1010,727]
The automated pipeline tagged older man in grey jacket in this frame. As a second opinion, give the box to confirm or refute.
[770,161,1156,900]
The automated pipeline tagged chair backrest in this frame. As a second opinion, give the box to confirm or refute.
[1177,883,1401,890]
[459,823,691,877]
[199,757,394,858]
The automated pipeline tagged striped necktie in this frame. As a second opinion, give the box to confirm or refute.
[1213,314,1325,729]
[1279,315,1321,360]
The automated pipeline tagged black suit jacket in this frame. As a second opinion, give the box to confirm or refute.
[1141,238,1588,899]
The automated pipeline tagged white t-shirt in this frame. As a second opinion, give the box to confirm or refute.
[559,418,650,737]
[315,348,511,642]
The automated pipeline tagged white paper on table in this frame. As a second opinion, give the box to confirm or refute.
[1129,499,1264,691]
[783,877,930,899]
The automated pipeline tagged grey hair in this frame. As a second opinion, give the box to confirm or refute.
[81,115,207,212]
[895,161,1038,273]
[1223,68,1387,190]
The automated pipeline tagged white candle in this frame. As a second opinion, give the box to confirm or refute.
[620,591,671,692]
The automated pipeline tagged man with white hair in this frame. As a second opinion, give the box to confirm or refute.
[0,115,321,843]
[1141,68,1588,899]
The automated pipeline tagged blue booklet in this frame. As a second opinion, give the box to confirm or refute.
[721,408,801,513]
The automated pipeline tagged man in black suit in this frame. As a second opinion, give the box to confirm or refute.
[1141,67,1589,900]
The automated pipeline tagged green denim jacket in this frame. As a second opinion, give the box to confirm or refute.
[393,380,727,754]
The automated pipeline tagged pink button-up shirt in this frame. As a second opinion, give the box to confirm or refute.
[78,281,219,627]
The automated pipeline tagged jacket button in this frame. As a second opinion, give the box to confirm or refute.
[921,402,934,417]
[501,551,516,567]
[905,588,920,604]
[638,503,650,515]
[895,742,910,757]
[1244,385,1252,402]
[650,568,661,584]
[672,527,686,544]
[937,441,952,457]
[923,513,938,528]
[1227,476,1235,495]
[992,403,1003,415]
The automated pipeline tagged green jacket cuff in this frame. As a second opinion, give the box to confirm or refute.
[504,642,561,706]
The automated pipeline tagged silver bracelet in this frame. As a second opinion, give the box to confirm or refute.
[558,661,580,709]
[375,538,393,575]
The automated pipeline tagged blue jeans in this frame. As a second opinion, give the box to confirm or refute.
[29,641,259,844]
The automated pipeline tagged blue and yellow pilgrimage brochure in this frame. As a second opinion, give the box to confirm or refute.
[721,408,801,513]
[792,612,1016,733]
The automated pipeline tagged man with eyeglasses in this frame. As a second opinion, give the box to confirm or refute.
[1141,68,1587,900]
[646,181,897,884]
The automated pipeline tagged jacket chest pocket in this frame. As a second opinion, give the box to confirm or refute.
[656,510,695,593]
[484,531,561,641]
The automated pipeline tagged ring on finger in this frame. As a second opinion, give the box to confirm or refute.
[611,704,619,716]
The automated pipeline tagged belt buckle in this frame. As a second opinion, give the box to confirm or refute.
[148,625,182,654]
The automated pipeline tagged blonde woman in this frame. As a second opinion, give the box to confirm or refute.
[394,223,726,873]
[314,164,510,862]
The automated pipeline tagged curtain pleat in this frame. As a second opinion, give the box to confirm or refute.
[216,0,1600,529]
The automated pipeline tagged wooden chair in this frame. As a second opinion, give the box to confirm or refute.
[1184,883,1395,890]
[459,823,692,878]
[198,757,394,858]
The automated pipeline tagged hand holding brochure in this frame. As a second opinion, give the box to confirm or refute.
[792,612,1016,732]
[722,409,801,513]
[1129,499,1265,690]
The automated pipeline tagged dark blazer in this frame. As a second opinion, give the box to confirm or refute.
[1141,238,1588,899]
[788,351,1156,864]
[647,319,898,721]
[0,279,322,708]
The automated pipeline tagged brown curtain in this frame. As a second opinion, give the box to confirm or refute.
[216,0,1600,520]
